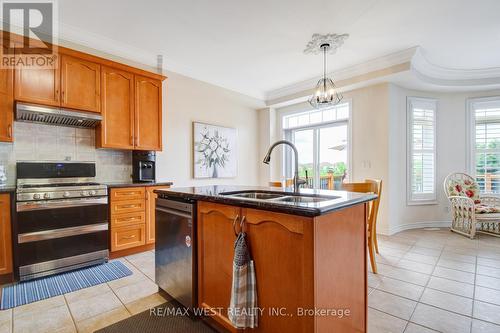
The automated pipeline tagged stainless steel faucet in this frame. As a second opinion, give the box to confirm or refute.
[263,140,306,192]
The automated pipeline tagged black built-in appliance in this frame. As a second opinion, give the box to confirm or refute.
[14,162,109,281]
[132,151,156,183]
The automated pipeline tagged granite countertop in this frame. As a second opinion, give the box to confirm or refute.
[155,185,377,217]
[104,181,173,188]
[0,185,16,193]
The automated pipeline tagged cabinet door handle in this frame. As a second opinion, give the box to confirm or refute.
[7,124,12,138]
[120,192,139,196]
[121,235,136,240]
[232,215,240,236]
[120,204,138,209]
[120,216,140,221]
[55,89,59,101]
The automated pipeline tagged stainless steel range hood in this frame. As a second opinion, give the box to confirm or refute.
[16,103,102,128]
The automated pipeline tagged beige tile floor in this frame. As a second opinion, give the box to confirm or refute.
[1,228,500,333]
[0,250,165,333]
[368,228,500,333]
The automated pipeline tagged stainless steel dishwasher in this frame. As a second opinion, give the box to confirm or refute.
[155,195,197,309]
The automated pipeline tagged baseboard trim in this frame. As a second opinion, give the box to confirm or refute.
[388,221,451,235]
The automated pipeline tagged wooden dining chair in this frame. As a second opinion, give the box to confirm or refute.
[341,179,382,274]
[268,179,293,188]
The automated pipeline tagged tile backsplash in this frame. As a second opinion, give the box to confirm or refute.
[0,122,132,185]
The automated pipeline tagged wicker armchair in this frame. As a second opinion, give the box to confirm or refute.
[444,173,500,239]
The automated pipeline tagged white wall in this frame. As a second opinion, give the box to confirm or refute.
[388,84,500,233]
[156,70,264,187]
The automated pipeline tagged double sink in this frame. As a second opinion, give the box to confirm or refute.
[220,190,338,204]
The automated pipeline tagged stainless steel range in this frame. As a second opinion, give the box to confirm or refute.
[14,162,109,281]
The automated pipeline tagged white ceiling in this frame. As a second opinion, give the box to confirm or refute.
[57,0,500,100]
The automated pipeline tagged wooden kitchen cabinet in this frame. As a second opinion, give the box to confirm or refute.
[111,223,146,252]
[5,31,165,151]
[197,201,366,333]
[241,208,314,333]
[0,54,14,142]
[197,202,241,333]
[97,66,135,149]
[0,194,12,275]
[110,185,170,254]
[110,199,145,215]
[110,187,145,201]
[60,54,101,113]
[197,202,313,333]
[14,54,60,107]
[97,72,163,151]
[134,75,162,151]
[14,53,101,113]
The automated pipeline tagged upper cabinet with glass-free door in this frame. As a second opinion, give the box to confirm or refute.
[96,66,135,149]
[134,75,162,151]
[14,52,60,107]
[60,55,101,113]
[15,53,101,113]
[0,45,13,142]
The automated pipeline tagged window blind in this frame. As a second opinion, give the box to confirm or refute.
[408,97,437,203]
[471,98,500,193]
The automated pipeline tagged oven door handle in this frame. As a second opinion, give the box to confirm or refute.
[16,197,108,212]
[18,223,109,243]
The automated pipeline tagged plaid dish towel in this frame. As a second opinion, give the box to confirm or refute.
[228,232,258,328]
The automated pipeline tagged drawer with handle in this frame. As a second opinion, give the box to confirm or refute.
[110,187,145,201]
[111,223,146,251]
[110,199,145,215]
[111,211,145,228]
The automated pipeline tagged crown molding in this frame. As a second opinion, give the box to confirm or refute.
[56,22,266,100]
[411,47,500,87]
[265,47,419,102]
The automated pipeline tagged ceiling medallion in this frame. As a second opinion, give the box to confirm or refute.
[304,33,349,55]
[305,33,348,109]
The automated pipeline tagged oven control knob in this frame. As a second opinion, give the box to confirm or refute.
[63,191,70,198]
[44,193,51,199]
[89,190,96,196]
[81,191,89,196]
[33,193,41,200]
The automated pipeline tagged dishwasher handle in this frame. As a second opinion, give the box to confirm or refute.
[156,206,193,220]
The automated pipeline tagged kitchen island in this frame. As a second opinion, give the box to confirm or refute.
[155,185,376,333]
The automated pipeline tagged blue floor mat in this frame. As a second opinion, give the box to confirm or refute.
[0,261,132,309]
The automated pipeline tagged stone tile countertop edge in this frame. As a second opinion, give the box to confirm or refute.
[154,185,377,217]
[104,182,174,188]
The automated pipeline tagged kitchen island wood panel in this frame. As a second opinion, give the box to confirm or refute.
[196,200,367,333]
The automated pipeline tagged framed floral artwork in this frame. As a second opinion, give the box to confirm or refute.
[193,122,237,178]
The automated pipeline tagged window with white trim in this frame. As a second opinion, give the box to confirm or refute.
[407,97,437,204]
[468,97,500,194]
[282,102,351,189]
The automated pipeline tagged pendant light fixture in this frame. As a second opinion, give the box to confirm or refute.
[304,33,349,109]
